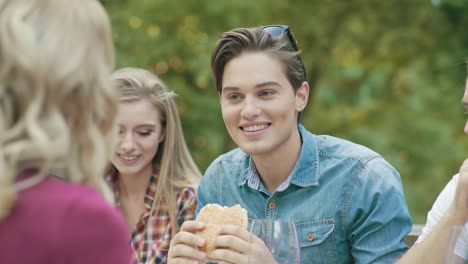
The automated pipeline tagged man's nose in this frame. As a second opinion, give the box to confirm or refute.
[241,97,261,119]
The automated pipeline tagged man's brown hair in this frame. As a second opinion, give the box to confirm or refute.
[211,27,305,94]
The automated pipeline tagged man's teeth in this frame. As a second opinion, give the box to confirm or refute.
[243,124,268,132]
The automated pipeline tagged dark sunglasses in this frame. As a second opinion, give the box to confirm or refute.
[261,25,307,81]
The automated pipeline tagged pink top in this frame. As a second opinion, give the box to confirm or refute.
[0,169,132,264]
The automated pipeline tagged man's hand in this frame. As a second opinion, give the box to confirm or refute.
[208,225,277,264]
[167,221,207,264]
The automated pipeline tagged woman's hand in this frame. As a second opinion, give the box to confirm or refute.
[167,220,207,264]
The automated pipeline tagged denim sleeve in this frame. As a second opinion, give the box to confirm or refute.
[195,185,205,216]
[195,159,221,216]
[347,157,412,264]
[195,178,208,216]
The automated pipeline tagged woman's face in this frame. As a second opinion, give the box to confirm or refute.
[112,99,165,178]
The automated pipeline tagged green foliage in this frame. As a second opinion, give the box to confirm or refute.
[103,0,467,224]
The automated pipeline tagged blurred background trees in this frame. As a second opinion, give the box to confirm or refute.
[102,0,468,223]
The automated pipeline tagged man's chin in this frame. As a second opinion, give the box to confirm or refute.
[238,144,267,156]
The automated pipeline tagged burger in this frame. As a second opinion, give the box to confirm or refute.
[195,203,248,253]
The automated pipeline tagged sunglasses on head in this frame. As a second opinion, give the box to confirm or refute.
[261,25,307,81]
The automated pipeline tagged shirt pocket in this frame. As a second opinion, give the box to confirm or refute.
[296,218,338,264]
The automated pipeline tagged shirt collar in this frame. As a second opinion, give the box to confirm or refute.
[240,124,319,190]
[289,124,319,187]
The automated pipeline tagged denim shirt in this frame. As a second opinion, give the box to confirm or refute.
[196,125,412,264]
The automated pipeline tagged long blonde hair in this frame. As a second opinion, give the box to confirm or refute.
[111,67,202,236]
[0,0,117,219]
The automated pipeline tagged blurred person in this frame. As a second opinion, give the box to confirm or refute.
[0,0,131,263]
[397,60,468,264]
[168,25,412,264]
[108,67,202,263]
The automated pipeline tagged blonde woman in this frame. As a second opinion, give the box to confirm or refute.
[108,67,202,263]
[0,0,131,263]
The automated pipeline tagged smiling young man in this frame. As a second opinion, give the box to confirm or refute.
[167,26,412,264]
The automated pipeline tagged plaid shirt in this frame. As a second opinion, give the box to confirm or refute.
[107,170,197,264]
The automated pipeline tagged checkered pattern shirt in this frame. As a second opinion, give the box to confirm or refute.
[107,170,197,264]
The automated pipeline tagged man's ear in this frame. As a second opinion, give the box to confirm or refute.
[295,82,309,112]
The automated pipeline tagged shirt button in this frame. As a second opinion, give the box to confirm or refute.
[307,233,314,241]
[268,202,276,209]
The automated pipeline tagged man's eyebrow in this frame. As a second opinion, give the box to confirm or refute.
[256,81,281,88]
[221,81,281,92]
[221,86,239,92]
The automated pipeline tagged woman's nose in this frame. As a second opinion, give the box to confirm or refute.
[119,133,136,152]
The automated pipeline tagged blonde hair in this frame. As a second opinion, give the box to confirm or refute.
[111,67,202,236]
[0,0,117,219]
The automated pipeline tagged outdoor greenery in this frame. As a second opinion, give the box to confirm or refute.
[102,0,468,224]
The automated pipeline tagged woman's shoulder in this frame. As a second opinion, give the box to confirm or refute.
[63,204,131,263]
[29,176,127,233]
[60,184,123,226]
[10,175,131,264]
[46,177,110,205]
[57,181,131,262]
[19,175,101,207]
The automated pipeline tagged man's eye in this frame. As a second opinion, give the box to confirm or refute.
[227,94,241,101]
[259,90,274,97]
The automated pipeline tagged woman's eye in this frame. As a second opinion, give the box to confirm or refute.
[138,131,152,136]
